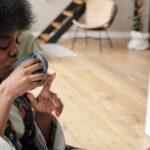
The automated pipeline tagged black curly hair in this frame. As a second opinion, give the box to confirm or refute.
[0,0,34,34]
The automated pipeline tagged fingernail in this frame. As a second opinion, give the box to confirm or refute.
[55,111,60,118]
[51,73,56,79]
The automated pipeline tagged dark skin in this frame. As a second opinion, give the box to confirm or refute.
[0,30,63,143]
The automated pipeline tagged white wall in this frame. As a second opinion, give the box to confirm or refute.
[29,0,72,32]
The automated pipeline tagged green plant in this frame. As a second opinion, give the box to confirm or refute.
[132,0,145,31]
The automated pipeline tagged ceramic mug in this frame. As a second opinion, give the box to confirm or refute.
[12,52,48,74]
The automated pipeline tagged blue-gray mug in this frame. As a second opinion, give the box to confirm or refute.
[12,52,48,74]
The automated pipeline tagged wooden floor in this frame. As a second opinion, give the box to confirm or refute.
[34,38,150,150]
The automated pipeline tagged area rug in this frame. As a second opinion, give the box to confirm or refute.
[40,43,78,57]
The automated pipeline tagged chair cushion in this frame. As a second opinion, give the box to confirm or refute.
[73,0,115,29]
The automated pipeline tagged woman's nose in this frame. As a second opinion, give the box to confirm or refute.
[9,42,19,57]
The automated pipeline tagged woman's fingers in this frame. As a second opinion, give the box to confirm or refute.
[40,73,56,93]
[19,58,41,68]
[50,92,63,117]
[25,63,43,74]
[30,80,45,89]
[27,92,38,108]
[55,98,64,117]
[29,73,50,82]
[31,90,63,115]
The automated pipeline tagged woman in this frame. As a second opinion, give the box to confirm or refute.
[0,0,65,149]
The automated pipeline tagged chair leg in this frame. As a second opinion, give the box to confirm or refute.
[106,30,113,48]
[99,31,102,53]
[84,29,88,48]
[71,27,79,50]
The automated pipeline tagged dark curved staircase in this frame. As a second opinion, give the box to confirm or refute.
[37,0,85,43]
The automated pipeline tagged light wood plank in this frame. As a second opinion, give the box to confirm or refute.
[32,39,150,150]
[73,0,84,5]
[63,10,74,17]
[39,33,50,42]
[51,22,62,29]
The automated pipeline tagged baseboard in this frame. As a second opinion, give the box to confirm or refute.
[32,30,149,40]
[61,30,131,39]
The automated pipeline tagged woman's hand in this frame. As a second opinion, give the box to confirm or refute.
[27,73,63,117]
[1,58,50,101]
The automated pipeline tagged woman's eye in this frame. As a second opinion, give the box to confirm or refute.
[0,38,11,50]
[0,46,9,51]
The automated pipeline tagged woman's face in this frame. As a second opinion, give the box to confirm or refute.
[0,30,19,80]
